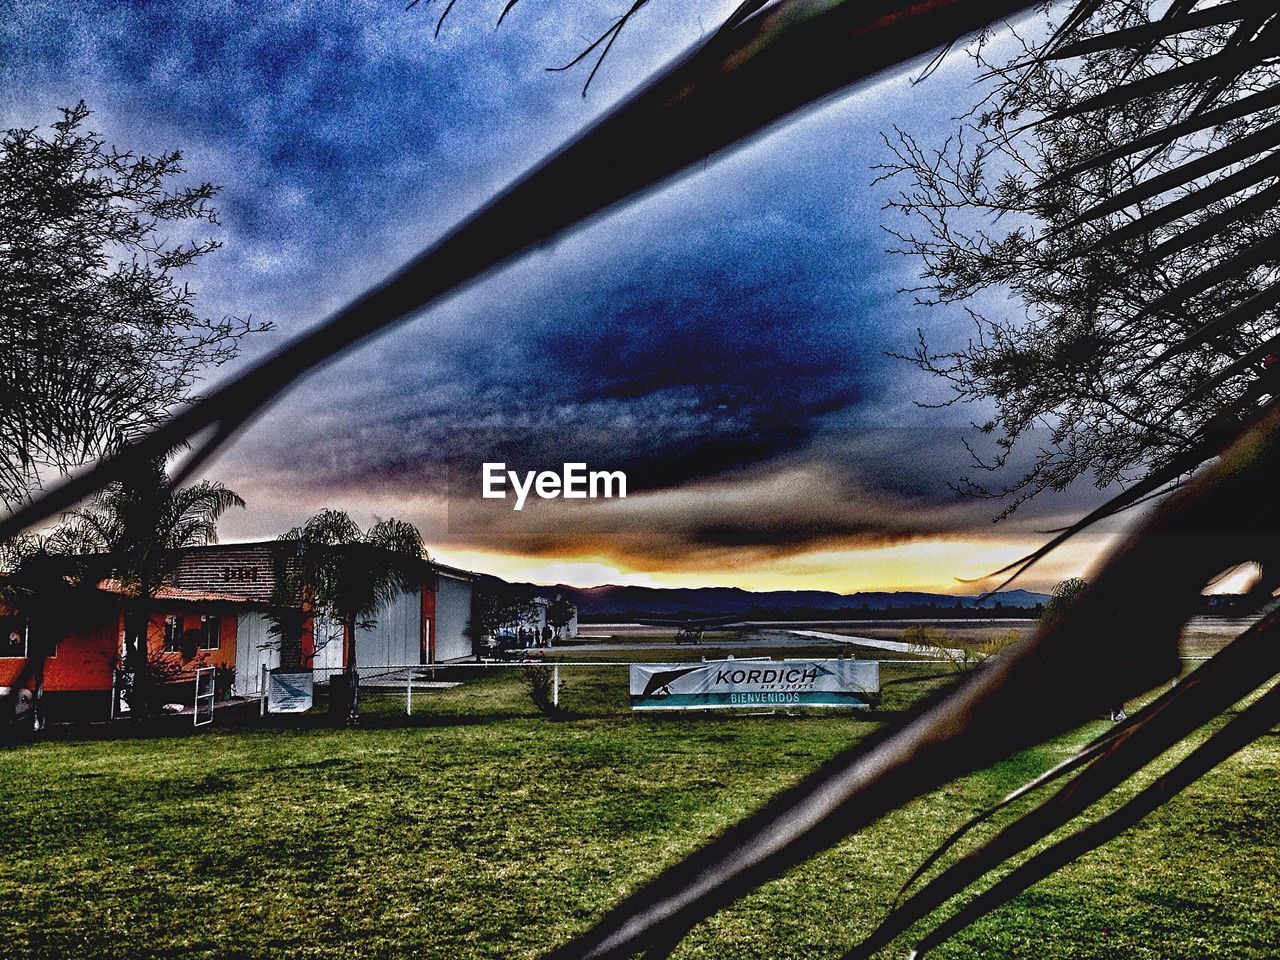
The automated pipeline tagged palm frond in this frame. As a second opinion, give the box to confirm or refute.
[1040,85,1280,188]
[1169,326,1280,409]
[846,598,1280,958]
[1048,26,1280,121]
[1047,0,1268,60]
[908,674,1280,957]
[1146,281,1280,370]
[546,397,1280,959]
[1060,122,1280,233]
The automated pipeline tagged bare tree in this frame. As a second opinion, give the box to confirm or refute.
[0,103,268,507]
[881,1,1280,521]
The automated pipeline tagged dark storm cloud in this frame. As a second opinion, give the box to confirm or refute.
[0,0,721,326]
[238,191,893,494]
[2,0,1092,561]
[440,459,981,566]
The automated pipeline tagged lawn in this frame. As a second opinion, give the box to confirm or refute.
[0,664,1276,960]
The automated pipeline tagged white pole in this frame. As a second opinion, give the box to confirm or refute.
[552,664,560,708]
[406,669,412,716]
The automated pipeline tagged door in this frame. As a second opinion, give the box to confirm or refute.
[234,612,278,696]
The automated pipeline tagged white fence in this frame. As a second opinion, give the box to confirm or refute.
[253,656,1215,719]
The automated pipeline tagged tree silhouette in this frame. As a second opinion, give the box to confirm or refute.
[544,594,576,644]
[0,535,101,730]
[0,102,267,508]
[1042,576,1089,623]
[57,454,245,713]
[881,1,1280,521]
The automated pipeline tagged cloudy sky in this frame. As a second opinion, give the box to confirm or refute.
[2,0,1127,593]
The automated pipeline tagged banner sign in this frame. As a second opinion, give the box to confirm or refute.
[629,659,878,711]
[267,670,314,714]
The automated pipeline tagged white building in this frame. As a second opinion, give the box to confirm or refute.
[171,543,477,692]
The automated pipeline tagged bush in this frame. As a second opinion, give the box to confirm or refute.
[522,665,565,717]
[903,625,1022,673]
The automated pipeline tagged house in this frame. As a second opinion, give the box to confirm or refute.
[0,578,263,722]
[1,541,477,723]
[168,542,477,676]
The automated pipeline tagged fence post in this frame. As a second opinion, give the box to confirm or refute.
[406,669,413,716]
[553,664,560,708]
[260,664,268,716]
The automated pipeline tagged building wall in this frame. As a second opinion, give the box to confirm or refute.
[171,544,478,670]
[172,544,278,601]
[0,611,118,693]
[434,573,473,661]
[309,611,344,673]
[149,608,238,669]
[309,577,474,668]
[354,586,421,669]
[422,583,436,662]
[1,603,241,696]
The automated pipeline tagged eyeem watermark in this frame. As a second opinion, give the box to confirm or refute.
[482,462,627,511]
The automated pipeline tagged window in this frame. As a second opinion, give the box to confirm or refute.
[0,616,26,658]
[163,615,183,653]
[199,615,221,650]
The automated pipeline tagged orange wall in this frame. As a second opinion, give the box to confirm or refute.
[145,609,238,677]
[0,604,240,693]
[0,614,119,692]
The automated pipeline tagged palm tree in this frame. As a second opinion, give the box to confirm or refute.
[278,509,424,724]
[58,454,245,712]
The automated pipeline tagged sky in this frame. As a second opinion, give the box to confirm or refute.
[0,0,1128,594]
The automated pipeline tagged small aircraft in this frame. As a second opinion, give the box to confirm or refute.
[630,615,746,645]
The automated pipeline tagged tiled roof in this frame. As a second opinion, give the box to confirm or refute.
[94,579,264,605]
[173,542,477,580]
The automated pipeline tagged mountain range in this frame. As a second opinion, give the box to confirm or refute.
[483,577,1051,621]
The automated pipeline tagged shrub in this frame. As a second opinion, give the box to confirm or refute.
[522,664,565,717]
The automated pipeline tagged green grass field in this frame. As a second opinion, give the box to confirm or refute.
[1,656,1277,960]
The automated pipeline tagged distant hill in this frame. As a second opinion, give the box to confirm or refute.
[477,576,1050,621]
